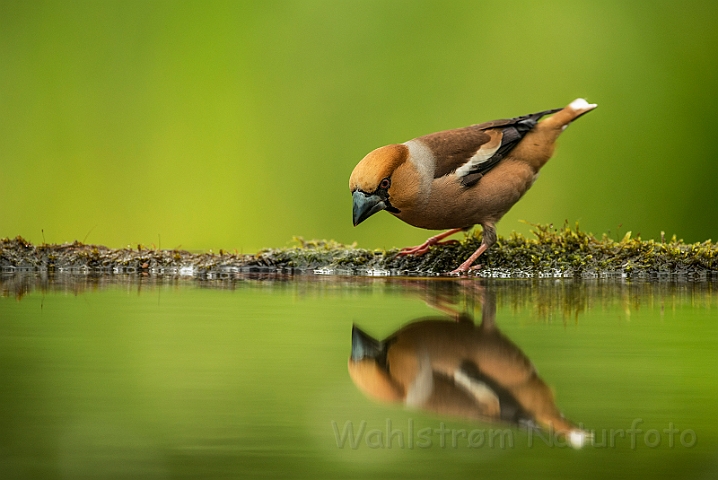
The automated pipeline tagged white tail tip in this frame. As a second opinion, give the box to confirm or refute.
[567,429,592,449]
[569,98,598,112]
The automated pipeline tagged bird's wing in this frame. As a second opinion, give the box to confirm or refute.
[455,360,533,426]
[419,108,561,187]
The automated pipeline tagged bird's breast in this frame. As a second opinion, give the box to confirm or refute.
[392,159,538,230]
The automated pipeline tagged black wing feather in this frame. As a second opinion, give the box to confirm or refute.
[460,108,561,187]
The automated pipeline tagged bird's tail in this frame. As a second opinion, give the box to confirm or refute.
[509,98,597,170]
[540,98,598,130]
[508,107,563,136]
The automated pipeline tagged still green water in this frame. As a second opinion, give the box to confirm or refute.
[1,275,717,479]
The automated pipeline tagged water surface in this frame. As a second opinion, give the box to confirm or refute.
[1,275,716,479]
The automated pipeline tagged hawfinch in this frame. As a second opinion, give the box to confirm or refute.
[348,294,589,447]
[350,98,597,273]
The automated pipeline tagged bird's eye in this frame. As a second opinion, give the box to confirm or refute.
[379,178,391,190]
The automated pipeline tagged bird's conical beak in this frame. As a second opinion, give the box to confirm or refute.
[352,191,386,226]
[351,325,383,361]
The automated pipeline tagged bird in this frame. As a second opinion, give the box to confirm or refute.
[348,291,589,447]
[349,98,597,273]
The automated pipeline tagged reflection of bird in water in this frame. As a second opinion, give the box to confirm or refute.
[348,290,589,448]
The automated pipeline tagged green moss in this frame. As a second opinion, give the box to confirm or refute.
[2,224,717,278]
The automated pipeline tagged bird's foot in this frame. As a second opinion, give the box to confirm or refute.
[447,242,489,275]
[396,228,464,257]
[448,263,482,275]
[398,243,432,256]
[397,239,459,257]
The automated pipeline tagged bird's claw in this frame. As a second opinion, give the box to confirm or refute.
[398,239,460,257]
[448,263,482,275]
[398,245,431,256]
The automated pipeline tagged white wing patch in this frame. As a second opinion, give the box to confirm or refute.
[454,369,500,406]
[454,132,502,178]
[405,352,434,407]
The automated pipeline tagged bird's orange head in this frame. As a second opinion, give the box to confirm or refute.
[349,144,408,226]
[348,325,404,403]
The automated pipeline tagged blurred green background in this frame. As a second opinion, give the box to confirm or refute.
[1,0,717,253]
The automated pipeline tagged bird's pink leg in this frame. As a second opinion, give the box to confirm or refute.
[397,228,464,256]
[449,243,488,274]
[449,222,496,274]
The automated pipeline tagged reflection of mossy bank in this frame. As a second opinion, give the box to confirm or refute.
[2,224,717,278]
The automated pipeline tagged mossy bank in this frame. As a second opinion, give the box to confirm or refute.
[2,224,717,279]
